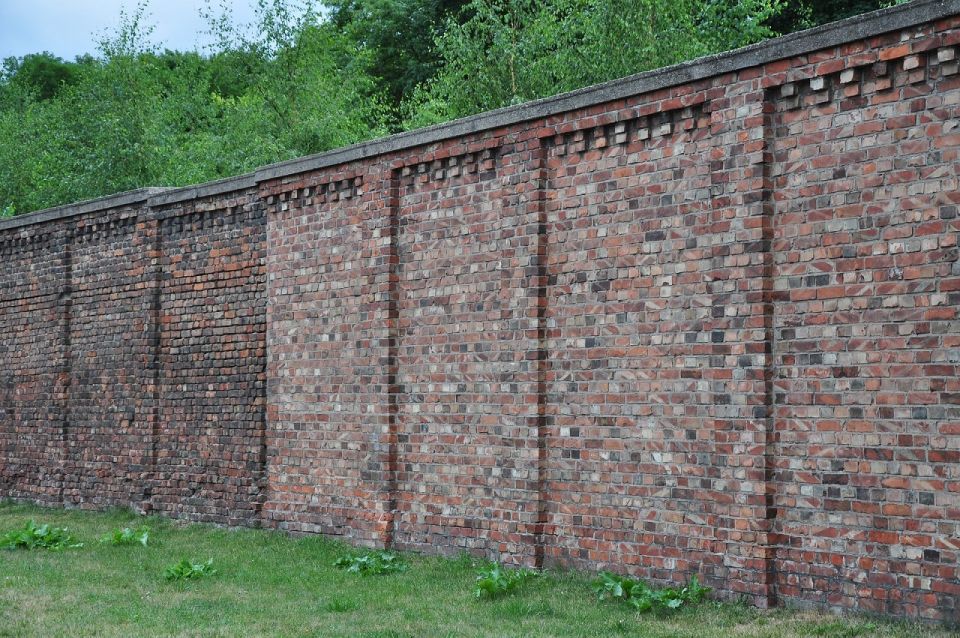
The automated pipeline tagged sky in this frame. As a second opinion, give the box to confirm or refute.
[0,0,261,60]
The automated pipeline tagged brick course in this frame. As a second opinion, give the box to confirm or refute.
[2,2,959,621]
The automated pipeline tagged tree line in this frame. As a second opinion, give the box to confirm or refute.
[0,0,905,215]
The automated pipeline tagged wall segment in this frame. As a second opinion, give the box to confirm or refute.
[2,0,959,621]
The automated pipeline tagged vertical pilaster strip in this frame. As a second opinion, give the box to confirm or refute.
[736,90,779,608]
[708,86,778,606]
[57,229,72,505]
[382,169,401,548]
[532,139,550,569]
[757,91,779,608]
[262,190,277,529]
[255,201,269,525]
[142,214,163,513]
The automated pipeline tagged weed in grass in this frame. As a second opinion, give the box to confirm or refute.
[164,558,217,581]
[593,571,710,613]
[325,599,357,613]
[100,525,150,547]
[334,550,407,576]
[0,520,83,550]
[473,562,537,599]
[2,505,955,638]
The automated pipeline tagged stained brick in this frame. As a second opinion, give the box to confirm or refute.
[2,5,959,623]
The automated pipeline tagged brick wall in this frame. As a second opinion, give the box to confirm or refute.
[0,180,267,523]
[0,221,69,504]
[2,1,959,622]
[262,169,389,542]
[63,207,153,508]
[769,43,960,618]
[152,187,266,526]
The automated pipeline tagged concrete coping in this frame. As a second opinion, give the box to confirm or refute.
[1,0,957,232]
[0,188,171,231]
[147,173,257,208]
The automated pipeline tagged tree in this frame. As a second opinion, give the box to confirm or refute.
[0,0,388,213]
[0,0,916,216]
[324,0,470,119]
[403,0,782,127]
[0,53,84,101]
[766,0,908,33]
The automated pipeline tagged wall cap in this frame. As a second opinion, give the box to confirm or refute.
[0,188,170,231]
[147,173,256,208]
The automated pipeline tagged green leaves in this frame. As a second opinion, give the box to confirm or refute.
[0,0,388,215]
[3,516,216,583]
[100,525,150,547]
[0,519,83,550]
[592,571,711,613]
[0,0,906,217]
[325,0,470,117]
[473,562,537,599]
[334,550,407,575]
[403,0,783,125]
[164,558,217,581]
[1,519,151,552]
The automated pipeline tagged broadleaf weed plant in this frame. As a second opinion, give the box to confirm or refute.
[593,571,711,613]
[164,558,217,581]
[473,562,538,599]
[100,525,150,547]
[334,550,407,576]
[0,520,83,550]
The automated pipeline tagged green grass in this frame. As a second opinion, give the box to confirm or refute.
[0,501,954,638]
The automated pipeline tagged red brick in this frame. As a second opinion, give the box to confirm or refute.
[2,8,959,624]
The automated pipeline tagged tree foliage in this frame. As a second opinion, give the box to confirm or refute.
[0,0,386,213]
[766,0,908,34]
[0,0,904,215]
[326,0,470,114]
[403,0,782,126]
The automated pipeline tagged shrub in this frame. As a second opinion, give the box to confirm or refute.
[593,572,711,613]
[0,520,83,550]
[334,550,407,576]
[474,562,537,599]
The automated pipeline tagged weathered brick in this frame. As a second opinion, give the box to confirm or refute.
[1,3,959,624]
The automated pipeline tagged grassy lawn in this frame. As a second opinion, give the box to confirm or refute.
[0,502,955,638]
